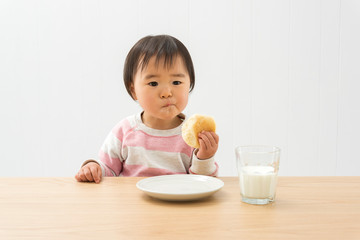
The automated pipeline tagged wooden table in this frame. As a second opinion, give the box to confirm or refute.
[0,177,359,239]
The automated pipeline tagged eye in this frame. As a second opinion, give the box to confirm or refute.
[173,81,182,85]
[148,82,158,87]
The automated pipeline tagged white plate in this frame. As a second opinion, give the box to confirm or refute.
[136,174,224,201]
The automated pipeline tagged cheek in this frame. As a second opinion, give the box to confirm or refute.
[136,89,155,106]
[177,91,189,107]
[141,90,155,102]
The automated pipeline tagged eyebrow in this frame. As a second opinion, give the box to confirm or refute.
[144,73,186,79]
[171,73,186,78]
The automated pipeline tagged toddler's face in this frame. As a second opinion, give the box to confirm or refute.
[131,55,191,126]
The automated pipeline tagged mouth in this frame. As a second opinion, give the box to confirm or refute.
[163,103,175,108]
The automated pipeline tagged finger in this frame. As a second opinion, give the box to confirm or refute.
[78,169,88,182]
[75,173,84,182]
[198,137,207,150]
[75,173,80,182]
[211,132,219,144]
[83,167,94,182]
[201,132,215,148]
[199,132,212,148]
[91,165,101,183]
[203,131,217,147]
[97,166,102,183]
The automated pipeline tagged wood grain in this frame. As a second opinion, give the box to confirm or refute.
[0,177,359,239]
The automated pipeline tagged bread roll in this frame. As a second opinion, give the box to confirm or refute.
[182,114,216,148]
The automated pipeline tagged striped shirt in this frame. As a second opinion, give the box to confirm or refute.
[92,112,218,177]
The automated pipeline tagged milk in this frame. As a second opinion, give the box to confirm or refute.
[239,166,277,199]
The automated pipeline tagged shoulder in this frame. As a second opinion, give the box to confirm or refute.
[111,113,139,140]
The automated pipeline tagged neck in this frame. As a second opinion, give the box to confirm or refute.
[141,112,182,130]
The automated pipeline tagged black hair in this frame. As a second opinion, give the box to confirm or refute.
[123,35,195,99]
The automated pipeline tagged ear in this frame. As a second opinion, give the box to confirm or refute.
[130,84,137,100]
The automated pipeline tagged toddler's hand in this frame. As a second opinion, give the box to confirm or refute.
[75,162,102,184]
[196,131,219,160]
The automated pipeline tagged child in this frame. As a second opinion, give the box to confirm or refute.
[75,35,219,183]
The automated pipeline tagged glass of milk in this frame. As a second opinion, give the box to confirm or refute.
[235,145,280,205]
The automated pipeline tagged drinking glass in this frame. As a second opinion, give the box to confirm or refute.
[235,145,280,205]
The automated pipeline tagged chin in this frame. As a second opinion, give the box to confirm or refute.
[160,114,178,120]
[159,111,180,120]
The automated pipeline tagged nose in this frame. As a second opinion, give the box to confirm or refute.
[160,86,173,98]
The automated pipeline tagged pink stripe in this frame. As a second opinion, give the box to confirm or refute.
[123,130,193,157]
[112,118,134,141]
[121,164,186,177]
[99,150,123,176]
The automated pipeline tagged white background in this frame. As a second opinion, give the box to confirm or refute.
[0,0,359,177]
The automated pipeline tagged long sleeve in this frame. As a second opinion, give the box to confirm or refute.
[97,118,133,176]
[98,131,123,176]
[81,133,123,176]
[189,150,218,176]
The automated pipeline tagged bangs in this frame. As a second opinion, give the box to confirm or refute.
[137,36,180,71]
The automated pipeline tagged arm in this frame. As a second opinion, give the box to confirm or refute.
[75,122,126,183]
[189,131,219,176]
